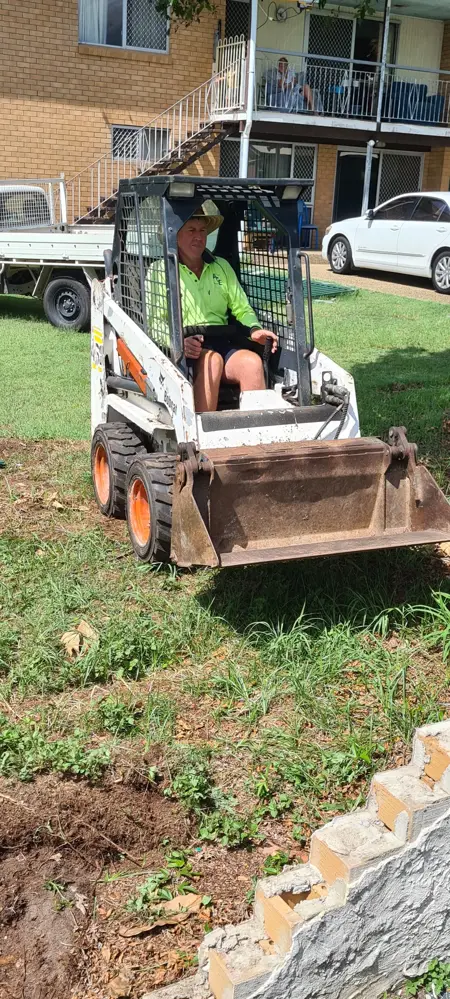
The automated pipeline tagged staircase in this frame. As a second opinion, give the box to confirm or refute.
[66,36,246,225]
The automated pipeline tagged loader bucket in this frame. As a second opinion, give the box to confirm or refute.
[170,435,450,568]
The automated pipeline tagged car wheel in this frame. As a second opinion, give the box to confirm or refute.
[329,236,353,275]
[43,277,91,330]
[432,251,450,294]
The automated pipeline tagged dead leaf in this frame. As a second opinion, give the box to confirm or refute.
[108,973,132,998]
[61,630,81,659]
[119,894,203,937]
[0,956,16,967]
[440,542,450,558]
[52,500,65,510]
[77,620,98,642]
[68,885,88,915]
[101,944,111,965]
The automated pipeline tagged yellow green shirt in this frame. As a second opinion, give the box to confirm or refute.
[146,255,260,349]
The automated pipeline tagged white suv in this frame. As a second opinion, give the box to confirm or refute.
[322,192,450,293]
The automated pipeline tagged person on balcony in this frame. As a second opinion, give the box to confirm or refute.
[264,57,314,112]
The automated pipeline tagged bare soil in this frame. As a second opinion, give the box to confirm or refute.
[0,776,280,999]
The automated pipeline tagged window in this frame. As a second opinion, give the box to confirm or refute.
[374,196,419,222]
[112,125,170,163]
[412,197,450,223]
[219,138,317,211]
[79,0,168,53]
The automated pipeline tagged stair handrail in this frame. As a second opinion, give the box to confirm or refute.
[66,39,246,224]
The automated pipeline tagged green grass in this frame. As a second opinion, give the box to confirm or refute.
[0,296,89,439]
[0,287,449,856]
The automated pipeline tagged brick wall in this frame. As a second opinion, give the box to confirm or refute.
[423,147,450,191]
[440,21,450,72]
[313,144,337,240]
[0,0,224,183]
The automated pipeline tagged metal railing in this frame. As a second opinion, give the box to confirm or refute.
[255,49,450,128]
[383,63,450,127]
[256,50,380,119]
[66,37,246,224]
[0,176,67,230]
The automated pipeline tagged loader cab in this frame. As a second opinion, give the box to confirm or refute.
[112,176,315,414]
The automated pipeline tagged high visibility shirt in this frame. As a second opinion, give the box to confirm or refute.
[146,254,261,349]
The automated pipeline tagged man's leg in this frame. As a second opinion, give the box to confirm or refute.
[193,349,224,412]
[223,349,265,392]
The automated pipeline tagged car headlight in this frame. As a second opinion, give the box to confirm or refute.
[325,225,332,235]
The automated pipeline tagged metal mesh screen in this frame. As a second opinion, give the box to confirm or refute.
[378,153,422,205]
[307,13,353,60]
[117,193,169,351]
[126,0,167,51]
[238,204,293,351]
[0,184,54,229]
[224,0,249,39]
[220,138,240,177]
[293,145,315,206]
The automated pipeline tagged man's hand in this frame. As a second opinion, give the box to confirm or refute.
[250,329,278,354]
[184,335,204,360]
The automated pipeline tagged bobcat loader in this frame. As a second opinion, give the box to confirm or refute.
[90,176,450,567]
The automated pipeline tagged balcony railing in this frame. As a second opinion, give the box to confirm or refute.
[383,63,450,128]
[255,49,450,128]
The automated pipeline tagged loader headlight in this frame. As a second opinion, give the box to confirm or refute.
[169,181,195,198]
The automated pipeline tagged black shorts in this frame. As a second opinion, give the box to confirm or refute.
[186,336,240,371]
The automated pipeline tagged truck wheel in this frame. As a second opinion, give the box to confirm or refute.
[126,455,176,563]
[91,423,147,519]
[43,277,90,331]
[329,236,353,275]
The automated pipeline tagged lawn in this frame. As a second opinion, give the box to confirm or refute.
[0,289,449,998]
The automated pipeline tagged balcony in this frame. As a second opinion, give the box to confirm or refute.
[254,50,450,135]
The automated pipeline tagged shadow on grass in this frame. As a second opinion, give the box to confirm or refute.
[196,546,447,637]
[0,294,46,322]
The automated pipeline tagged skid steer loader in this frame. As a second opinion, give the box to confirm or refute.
[90,176,450,567]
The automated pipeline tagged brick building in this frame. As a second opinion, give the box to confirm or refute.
[1,0,450,235]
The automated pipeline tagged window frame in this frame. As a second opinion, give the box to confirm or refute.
[79,0,169,55]
[411,196,450,223]
[373,195,420,222]
[111,124,171,163]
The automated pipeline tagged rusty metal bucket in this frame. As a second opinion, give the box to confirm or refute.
[170,430,450,568]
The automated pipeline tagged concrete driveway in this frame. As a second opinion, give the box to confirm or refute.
[309,257,450,304]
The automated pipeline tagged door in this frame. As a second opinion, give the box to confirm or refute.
[397,196,450,276]
[333,152,379,223]
[354,194,419,271]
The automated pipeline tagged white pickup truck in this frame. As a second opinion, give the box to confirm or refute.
[0,179,113,330]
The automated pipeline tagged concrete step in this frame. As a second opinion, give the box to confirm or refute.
[370,763,449,842]
[309,809,402,886]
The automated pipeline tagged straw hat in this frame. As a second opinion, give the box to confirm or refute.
[189,199,224,235]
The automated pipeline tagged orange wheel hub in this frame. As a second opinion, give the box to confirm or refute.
[129,478,151,547]
[94,444,110,506]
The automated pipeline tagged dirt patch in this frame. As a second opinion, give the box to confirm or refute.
[0,776,189,999]
[0,776,287,999]
[0,438,126,542]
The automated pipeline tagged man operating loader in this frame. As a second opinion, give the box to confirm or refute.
[147,203,277,412]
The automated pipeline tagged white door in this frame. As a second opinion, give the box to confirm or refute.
[354,194,420,271]
[397,196,450,276]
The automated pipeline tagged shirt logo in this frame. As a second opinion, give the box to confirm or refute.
[213,274,222,286]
